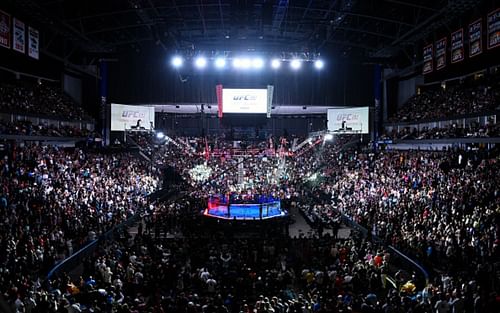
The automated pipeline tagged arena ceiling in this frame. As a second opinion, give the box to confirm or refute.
[5,0,482,63]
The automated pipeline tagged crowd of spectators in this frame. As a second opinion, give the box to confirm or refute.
[381,122,500,140]
[304,148,500,310]
[0,120,98,138]
[0,128,498,312]
[389,76,500,123]
[0,83,91,121]
[38,226,426,313]
[0,143,158,312]
[0,102,500,313]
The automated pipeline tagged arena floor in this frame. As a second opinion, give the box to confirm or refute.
[204,204,286,219]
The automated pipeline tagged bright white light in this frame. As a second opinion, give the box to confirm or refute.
[290,59,301,70]
[324,133,333,141]
[215,58,226,68]
[232,58,241,68]
[314,59,325,70]
[240,58,251,69]
[195,57,207,68]
[271,59,281,69]
[171,56,183,68]
[156,132,165,139]
[252,58,264,69]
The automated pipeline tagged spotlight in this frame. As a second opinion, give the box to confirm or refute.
[271,59,281,69]
[290,59,301,70]
[240,58,251,69]
[171,56,183,68]
[314,59,324,70]
[156,132,165,139]
[252,58,264,69]
[215,58,226,68]
[195,57,207,68]
[324,133,333,141]
[232,58,242,68]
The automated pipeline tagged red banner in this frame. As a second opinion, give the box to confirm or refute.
[216,84,223,118]
[0,10,10,49]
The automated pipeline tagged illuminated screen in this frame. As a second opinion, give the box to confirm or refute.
[111,103,155,131]
[222,88,268,113]
[327,107,369,134]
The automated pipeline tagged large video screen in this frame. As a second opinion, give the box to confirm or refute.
[327,107,369,134]
[111,103,155,131]
[222,88,268,113]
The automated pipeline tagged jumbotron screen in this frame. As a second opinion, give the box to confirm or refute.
[327,107,369,134]
[110,103,155,131]
[222,88,268,113]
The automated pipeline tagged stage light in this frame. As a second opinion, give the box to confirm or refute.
[232,58,242,68]
[215,58,226,68]
[241,58,251,69]
[314,59,324,70]
[324,133,333,141]
[156,132,165,139]
[290,59,301,70]
[271,59,281,69]
[252,58,264,69]
[195,57,207,68]
[171,56,183,68]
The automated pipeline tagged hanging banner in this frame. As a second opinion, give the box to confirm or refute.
[28,27,39,59]
[422,44,433,74]
[487,8,500,49]
[0,10,10,49]
[451,28,464,63]
[216,84,223,118]
[266,85,274,118]
[435,37,447,70]
[13,18,25,54]
[469,19,482,57]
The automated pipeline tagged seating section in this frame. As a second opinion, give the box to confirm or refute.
[0,134,498,312]
[0,82,91,121]
[382,122,500,140]
[0,120,98,137]
[0,144,157,308]
[389,75,500,123]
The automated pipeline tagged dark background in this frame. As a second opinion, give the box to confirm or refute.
[107,45,374,107]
